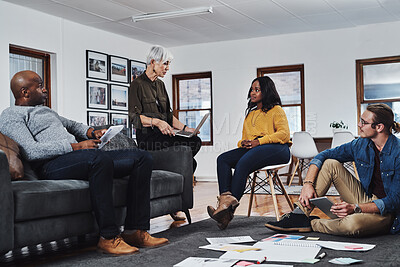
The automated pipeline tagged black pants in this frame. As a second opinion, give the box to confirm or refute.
[40,148,152,239]
[137,128,201,172]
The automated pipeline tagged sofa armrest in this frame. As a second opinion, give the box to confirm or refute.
[149,146,193,210]
[0,150,14,254]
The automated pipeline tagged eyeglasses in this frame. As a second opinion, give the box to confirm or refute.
[360,118,378,127]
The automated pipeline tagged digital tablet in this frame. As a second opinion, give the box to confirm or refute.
[310,197,338,219]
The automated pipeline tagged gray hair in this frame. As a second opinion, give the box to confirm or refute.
[146,45,173,65]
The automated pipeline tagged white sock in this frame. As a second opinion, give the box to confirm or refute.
[292,207,305,214]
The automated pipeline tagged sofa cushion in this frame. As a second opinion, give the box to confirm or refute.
[13,170,183,221]
[0,132,24,180]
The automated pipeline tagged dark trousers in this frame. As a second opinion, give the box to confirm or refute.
[217,144,290,200]
[137,128,201,172]
[39,148,152,239]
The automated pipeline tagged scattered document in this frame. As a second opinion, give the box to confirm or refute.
[220,250,267,263]
[98,125,124,149]
[174,257,237,267]
[200,243,260,252]
[206,236,255,244]
[329,258,363,265]
[316,241,375,251]
[253,265,294,267]
[262,234,304,242]
[252,241,321,263]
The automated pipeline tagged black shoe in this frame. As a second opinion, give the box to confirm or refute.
[265,213,319,233]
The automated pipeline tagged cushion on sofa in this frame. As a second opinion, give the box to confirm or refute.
[13,170,184,221]
[0,132,24,180]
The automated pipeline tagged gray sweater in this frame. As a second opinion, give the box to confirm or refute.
[0,105,90,161]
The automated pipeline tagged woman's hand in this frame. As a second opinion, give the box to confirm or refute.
[331,201,355,218]
[241,139,260,149]
[155,119,175,136]
[298,184,317,209]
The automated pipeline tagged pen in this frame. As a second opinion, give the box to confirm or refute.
[316,252,327,259]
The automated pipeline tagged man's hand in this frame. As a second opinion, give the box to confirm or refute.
[71,140,101,150]
[241,139,260,149]
[92,129,107,139]
[298,184,318,209]
[330,201,356,218]
[155,119,175,136]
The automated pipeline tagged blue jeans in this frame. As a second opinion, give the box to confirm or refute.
[217,144,290,200]
[39,148,152,239]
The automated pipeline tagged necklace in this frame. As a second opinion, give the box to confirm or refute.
[251,110,261,127]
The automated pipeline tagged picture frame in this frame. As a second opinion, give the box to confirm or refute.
[87,111,109,126]
[110,113,129,129]
[110,84,129,111]
[110,55,129,83]
[87,50,108,80]
[130,60,146,82]
[87,81,109,110]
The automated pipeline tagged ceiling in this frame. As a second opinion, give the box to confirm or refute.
[5,0,400,47]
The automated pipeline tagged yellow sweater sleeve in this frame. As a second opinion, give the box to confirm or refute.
[237,106,291,147]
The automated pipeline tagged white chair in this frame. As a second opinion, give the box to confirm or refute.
[288,131,319,186]
[331,130,354,148]
[247,156,294,220]
[331,131,359,180]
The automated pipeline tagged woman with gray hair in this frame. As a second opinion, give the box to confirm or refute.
[129,46,202,221]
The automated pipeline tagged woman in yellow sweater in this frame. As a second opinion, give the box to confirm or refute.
[208,76,291,229]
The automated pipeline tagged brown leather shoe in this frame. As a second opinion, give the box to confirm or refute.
[122,230,169,248]
[170,212,186,221]
[97,235,139,255]
[207,192,239,230]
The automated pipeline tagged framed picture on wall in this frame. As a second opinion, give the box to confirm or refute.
[87,50,108,80]
[110,113,129,129]
[87,111,109,126]
[110,84,129,111]
[87,81,108,110]
[110,55,129,83]
[130,60,146,82]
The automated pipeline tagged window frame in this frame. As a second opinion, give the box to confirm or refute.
[356,55,400,125]
[9,45,51,107]
[172,71,213,146]
[257,64,305,132]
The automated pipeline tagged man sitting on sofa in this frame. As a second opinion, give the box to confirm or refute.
[0,70,168,255]
[266,103,400,237]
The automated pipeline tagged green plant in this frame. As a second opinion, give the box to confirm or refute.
[330,120,348,129]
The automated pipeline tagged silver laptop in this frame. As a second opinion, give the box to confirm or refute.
[174,112,210,138]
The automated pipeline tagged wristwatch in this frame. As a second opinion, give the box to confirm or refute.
[354,204,362,213]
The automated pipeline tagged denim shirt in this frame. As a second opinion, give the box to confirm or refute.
[310,134,400,234]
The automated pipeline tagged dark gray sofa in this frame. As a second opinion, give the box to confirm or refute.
[0,144,193,255]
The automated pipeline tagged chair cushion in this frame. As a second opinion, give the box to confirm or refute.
[12,170,183,221]
[0,132,24,180]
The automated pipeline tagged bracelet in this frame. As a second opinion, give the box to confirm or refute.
[90,129,96,139]
[303,180,314,186]
[183,125,187,131]
[150,118,154,129]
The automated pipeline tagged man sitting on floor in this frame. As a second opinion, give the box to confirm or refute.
[0,70,169,255]
[266,103,400,237]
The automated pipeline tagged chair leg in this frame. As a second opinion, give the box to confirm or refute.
[352,162,360,181]
[266,171,280,221]
[183,209,192,224]
[288,160,299,186]
[298,159,304,185]
[247,172,257,217]
[274,172,294,211]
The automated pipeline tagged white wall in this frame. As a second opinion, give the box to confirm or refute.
[167,21,400,180]
[0,1,150,123]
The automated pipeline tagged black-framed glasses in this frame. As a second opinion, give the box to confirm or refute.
[360,118,377,127]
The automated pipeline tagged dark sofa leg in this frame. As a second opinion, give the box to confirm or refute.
[183,210,192,224]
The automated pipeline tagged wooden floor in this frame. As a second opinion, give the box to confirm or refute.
[149,181,341,234]
[1,181,340,266]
